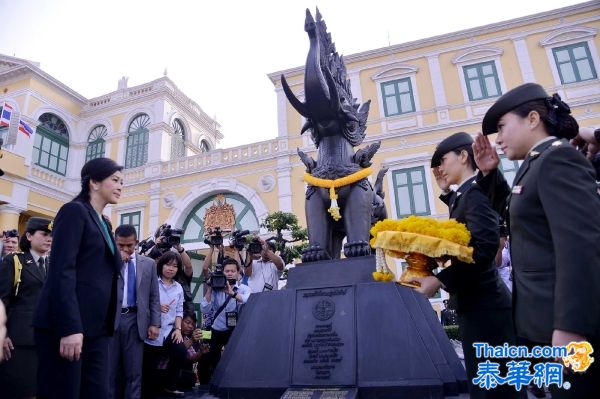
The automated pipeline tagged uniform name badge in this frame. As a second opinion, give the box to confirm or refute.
[226,311,238,328]
[512,185,523,195]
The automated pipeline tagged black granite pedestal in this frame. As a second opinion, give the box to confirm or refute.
[210,256,467,398]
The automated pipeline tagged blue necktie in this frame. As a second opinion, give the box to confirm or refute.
[127,260,136,306]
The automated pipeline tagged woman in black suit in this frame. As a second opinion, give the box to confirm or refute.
[473,83,600,398]
[409,132,520,398]
[34,157,124,399]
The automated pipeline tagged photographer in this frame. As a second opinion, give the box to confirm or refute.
[146,225,194,312]
[200,257,249,377]
[244,237,284,294]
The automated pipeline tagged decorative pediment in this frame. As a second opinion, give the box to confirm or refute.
[539,26,597,47]
[0,60,20,72]
[371,64,418,81]
[452,46,504,64]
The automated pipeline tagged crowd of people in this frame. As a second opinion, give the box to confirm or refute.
[0,82,599,399]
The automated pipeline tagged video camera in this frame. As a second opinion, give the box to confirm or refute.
[138,238,155,255]
[157,224,184,249]
[205,263,237,290]
[248,238,263,254]
[203,227,223,247]
[230,229,250,251]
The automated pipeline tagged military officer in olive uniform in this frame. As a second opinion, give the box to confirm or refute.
[0,217,52,398]
[473,83,600,398]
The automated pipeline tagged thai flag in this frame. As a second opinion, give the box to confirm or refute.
[0,102,13,127]
[18,119,33,137]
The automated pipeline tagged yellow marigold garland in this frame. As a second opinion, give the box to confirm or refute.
[370,215,471,248]
[303,167,373,221]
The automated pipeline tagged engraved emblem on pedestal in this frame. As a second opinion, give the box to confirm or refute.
[312,299,335,321]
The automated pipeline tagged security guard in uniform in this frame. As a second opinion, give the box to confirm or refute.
[0,217,52,398]
[474,83,600,398]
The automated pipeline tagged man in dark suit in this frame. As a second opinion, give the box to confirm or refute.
[109,224,160,399]
[34,157,124,399]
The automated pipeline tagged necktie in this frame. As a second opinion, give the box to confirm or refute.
[127,259,136,306]
[38,257,47,279]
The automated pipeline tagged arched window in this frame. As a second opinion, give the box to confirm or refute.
[181,193,260,244]
[171,118,186,159]
[200,139,210,153]
[33,113,69,175]
[125,114,150,168]
[86,125,107,162]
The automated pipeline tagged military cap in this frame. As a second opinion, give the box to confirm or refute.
[26,217,53,233]
[482,83,549,135]
[431,132,474,168]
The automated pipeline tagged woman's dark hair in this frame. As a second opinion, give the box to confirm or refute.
[450,144,476,172]
[75,157,123,202]
[18,228,46,252]
[156,251,183,278]
[511,95,579,140]
[18,234,30,252]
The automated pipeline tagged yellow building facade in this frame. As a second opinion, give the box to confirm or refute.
[0,2,599,308]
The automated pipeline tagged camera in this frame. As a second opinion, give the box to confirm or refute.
[203,227,223,246]
[138,238,155,254]
[230,229,250,251]
[248,238,263,254]
[206,263,226,289]
[158,224,184,249]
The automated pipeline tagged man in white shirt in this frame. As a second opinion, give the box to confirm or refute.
[244,238,284,294]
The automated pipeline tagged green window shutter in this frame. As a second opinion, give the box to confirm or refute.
[120,211,141,238]
[392,167,431,218]
[380,77,416,117]
[498,154,520,187]
[33,114,69,175]
[463,61,502,101]
[552,42,597,84]
[125,114,150,169]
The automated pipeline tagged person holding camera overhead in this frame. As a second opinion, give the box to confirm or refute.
[244,237,284,294]
[200,257,250,379]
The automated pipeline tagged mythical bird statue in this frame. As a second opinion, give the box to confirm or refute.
[282,9,387,262]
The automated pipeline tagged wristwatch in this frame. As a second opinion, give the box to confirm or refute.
[177,247,185,254]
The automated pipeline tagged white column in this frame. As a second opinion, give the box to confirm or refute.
[276,157,293,212]
[513,37,536,83]
[348,70,363,104]
[427,55,450,122]
[276,86,288,138]
[148,182,161,236]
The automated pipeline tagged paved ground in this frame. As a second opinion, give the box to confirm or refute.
[156,385,548,398]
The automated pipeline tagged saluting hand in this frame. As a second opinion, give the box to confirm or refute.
[60,333,83,362]
[472,133,499,176]
[432,167,449,191]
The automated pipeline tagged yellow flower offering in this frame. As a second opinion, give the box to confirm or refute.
[370,216,474,286]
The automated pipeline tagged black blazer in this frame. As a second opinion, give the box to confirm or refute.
[478,139,600,343]
[436,176,512,313]
[0,251,46,345]
[34,200,122,338]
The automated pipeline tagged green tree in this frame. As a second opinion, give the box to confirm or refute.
[261,211,308,266]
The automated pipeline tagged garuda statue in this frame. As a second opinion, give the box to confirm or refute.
[281,9,387,262]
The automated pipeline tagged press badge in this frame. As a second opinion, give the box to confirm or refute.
[226,311,238,328]
[512,185,523,194]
